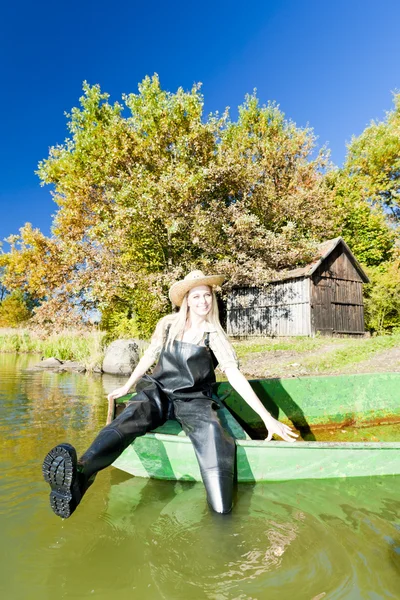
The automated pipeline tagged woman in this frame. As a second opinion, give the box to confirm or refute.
[43,270,297,518]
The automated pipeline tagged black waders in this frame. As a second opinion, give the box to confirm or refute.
[42,333,236,517]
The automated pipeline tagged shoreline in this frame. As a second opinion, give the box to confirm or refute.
[1,328,399,378]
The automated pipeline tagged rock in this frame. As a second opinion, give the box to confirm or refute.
[93,366,102,373]
[36,357,63,368]
[62,360,86,372]
[102,339,141,376]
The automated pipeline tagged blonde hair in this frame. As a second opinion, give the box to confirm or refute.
[158,287,228,350]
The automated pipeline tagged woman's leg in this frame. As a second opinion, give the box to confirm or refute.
[173,397,236,514]
[43,382,167,518]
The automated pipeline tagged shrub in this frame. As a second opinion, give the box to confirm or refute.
[0,291,32,327]
[363,259,400,333]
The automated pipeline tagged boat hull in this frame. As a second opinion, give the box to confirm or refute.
[113,433,400,482]
[112,373,400,482]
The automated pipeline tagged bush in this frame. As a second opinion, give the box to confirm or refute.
[0,291,31,327]
[100,304,140,342]
[363,259,400,333]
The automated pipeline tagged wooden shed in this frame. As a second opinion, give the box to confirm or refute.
[226,237,369,338]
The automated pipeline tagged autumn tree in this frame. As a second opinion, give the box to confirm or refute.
[345,92,400,225]
[2,76,334,336]
[363,258,400,332]
[0,291,32,327]
[327,93,399,332]
[327,169,395,266]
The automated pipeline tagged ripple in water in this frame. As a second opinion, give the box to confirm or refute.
[2,354,400,600]
[102,476,400,600]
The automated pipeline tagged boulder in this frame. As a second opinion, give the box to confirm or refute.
[36,357,63,369]
[102,339,141,376]
[61,360,86,372]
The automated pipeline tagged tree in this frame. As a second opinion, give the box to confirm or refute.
[2,76,334,336]
[345,93,400,225]
[0,243,8,302]
[0,291,32,327]
[327,169,395,266]
[0,269,7,302]
[363,258,400,333]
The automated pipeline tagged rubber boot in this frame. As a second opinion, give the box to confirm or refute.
[42,429,124,519]
[77,427,125,479]
[201,468,234,514]
[42,443,93,519]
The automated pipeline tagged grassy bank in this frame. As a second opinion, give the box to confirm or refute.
[1,328,399,377]
[0,328,106,371]
[232,332,400,378]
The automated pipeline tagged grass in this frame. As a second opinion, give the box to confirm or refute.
[1,328,399,376]
[232,335,341,359]
[301,332,400,373]
[232,332,400,377]
[0,328,106,371]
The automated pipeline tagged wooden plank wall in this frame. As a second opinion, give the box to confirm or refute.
[227,244,367,338]
[227,279,311,337]
[316,244,364,282]
[311,246,365,335]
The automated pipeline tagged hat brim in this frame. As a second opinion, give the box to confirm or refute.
[169,275,225,307]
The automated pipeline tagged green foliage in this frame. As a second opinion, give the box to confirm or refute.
[345,92,400,224]
[327,170,395,266]
[3,79,397,336]
[0,251,7,301]
[2,76,334,335]
[363,260,400,333]
[0,329,106,370]
[100,301,140,340]
[130,282,169,339]
[328,93,400,270]
[0,329,38,353]
[0,291,32,327]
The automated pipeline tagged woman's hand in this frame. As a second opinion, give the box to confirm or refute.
[107,386,131,403]
[263,415,298,443]
[106,386,131,425]
[224,368,298,443]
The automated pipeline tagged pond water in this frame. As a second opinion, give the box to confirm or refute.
[1,353,400,600]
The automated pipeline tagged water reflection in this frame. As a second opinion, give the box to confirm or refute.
[1,354,400,600]
[98,475,400,600]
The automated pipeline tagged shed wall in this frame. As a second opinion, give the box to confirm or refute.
[311,245,366,336]
[315,244,364,282]
[311,276,365,336]
[227,279,311,337]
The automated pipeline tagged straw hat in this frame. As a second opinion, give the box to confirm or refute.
[169,270,225,307]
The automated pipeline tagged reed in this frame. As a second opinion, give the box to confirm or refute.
[0,328,107,371]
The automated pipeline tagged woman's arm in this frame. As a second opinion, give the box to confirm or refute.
[224,367,298,442]
[107,315,173,404]
[107,353,157,402]
[105,353,157,425]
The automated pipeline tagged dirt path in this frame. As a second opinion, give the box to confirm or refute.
[238,341,400,379]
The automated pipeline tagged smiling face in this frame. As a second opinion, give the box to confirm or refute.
[187,285,213,318]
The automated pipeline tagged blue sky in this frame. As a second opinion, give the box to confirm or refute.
[1,0,399,244]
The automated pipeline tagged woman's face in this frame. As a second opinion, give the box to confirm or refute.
[187,285,212,318]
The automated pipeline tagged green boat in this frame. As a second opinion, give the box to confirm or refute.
[111,372,400,482]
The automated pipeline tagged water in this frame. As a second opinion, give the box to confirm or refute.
[1,353,400,600]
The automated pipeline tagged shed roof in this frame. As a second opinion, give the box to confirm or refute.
[272,237,369,283]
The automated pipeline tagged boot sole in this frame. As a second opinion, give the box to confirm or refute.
[42,443,78,519]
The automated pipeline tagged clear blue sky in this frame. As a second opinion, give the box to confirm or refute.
[1,0,399,244]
